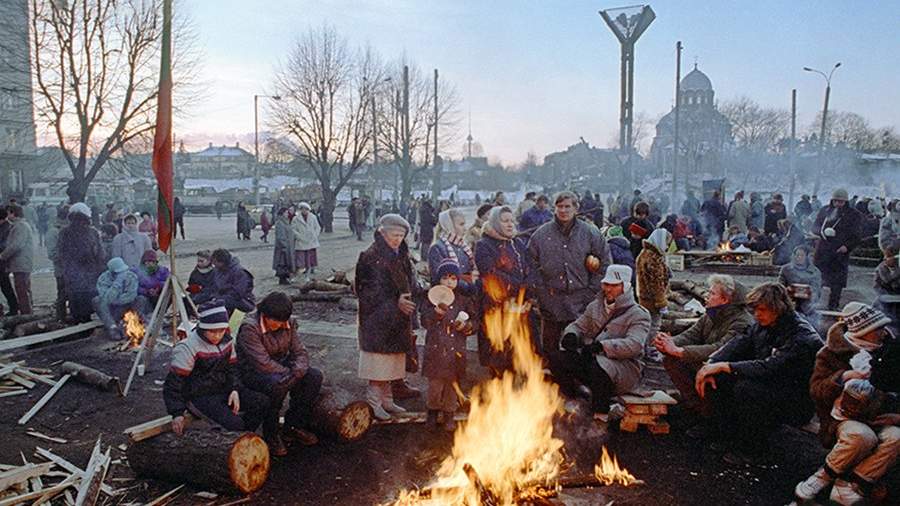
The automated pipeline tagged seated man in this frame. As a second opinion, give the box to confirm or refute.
[695,283,823,464]
[548,265,650,417]
[237,292,323,456]
[797,303,900,504]
[133,250,170,317]
[653,274,753,417]
[92,257,139,340]
[163,302,268,436]
[194,249,254,317]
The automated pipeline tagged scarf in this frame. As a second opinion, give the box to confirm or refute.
[438,210,478,277]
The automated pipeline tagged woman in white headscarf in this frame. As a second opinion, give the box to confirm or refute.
[292,202,321,277]
[428,209,478,291]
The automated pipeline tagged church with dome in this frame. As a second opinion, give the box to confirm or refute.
[650,64,733,180]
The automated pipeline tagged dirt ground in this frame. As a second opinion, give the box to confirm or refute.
[0,212,891,505]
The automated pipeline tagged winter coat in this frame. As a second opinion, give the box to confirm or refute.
[188,267,215,301]
[515,198,535,220]
[813,204,863,288]
[878,214,900,252]
[772,224,806,265]
[355,232,421,354]
[794,200,813,220]
[45,222,65,275]
[421,293,477,381]
[809,324,886,448]
[635,239,669,312]
[519,206,553,231]
[607,237,635,274]
[710,310,822,423]
[418,203,437,243]
[764,202,787,235]
[727,199,751,233]
[779,259,823,317]
[0,220,33,273]
[193,257,255,314]
[672,286,753,364]
[619,216,654,259]
[273,216,295,275]
[474,232,529,368]
[133,265,170,298]
[564,291,651,393]
[292,213,321,251]
[875,259,900,296]
[259,213,271,234]
[173,199,185,219]
[681,196,701,220]
[527,219,611,322]
[96,269,139,306]
[237,313,309,381]
[164,329,238,417]
[428,239,475,289]
[749,199,765,230]
[111,229,152,268]
[701,198,727,235]
[58,222,105,295]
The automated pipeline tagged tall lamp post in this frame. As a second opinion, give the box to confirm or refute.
[803,62,840,196]
[254,94,281,205]
[600,5,655,192]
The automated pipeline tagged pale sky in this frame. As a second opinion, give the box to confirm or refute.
[178,0,900,165]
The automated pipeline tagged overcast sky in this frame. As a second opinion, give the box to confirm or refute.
[179,0,899,164]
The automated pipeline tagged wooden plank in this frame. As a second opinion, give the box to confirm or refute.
[0,474,78,506]
[144,484,184,506]
[123,415,184,443]
[0,364,16,378]
[621,413,661,426]
[74,440,109,506]
[618,390,677,406]
[18,375,70,425]
[0,389,26,398]
[0,322,102,352]
[26,432,67,444]
[0,462,53,492]
[13,368,56,387]
[647,421,671,434]
[372,411,468,426]
[33,449,114,497]
[7,374,36,389]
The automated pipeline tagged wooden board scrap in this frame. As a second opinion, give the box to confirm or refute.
[18,374,70,425]
[0,321,102,352]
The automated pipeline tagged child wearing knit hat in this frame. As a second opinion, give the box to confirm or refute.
[420,258,478,432]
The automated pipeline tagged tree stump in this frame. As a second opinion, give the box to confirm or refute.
[127,430,270,494]
[307,388,372,442]
[61,361,121,394]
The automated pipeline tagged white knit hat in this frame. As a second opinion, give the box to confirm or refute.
[841,302,891,339]
[68,202,91,218]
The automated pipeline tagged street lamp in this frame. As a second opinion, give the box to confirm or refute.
[803,62,840,195]
[254,94,281,205]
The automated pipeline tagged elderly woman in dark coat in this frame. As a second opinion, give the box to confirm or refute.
[355,214,422,421]
[814,189,863,309]
[474,205,529,374]
[57,203,105,322]
[272,208,295,285]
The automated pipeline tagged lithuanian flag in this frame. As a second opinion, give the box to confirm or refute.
[151,0,174,252]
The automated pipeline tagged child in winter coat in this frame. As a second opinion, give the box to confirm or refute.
[421,259,477,432]
[636,229,671,362]
[875,245,900,330]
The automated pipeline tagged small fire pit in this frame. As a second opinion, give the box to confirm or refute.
[119,310,146,351]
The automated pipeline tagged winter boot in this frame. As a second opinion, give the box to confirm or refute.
[366,384,391,421]
[381,385,408,414]
[829,479,865,505]
[794,467,833,500]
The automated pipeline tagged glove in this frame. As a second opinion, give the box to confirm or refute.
[581,341,605,356]
[560,333,580,352]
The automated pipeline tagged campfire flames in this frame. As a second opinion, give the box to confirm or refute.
[594,446,638,487]
[716,242,732,253]
[394,277,638,505]
[122,310,145,349]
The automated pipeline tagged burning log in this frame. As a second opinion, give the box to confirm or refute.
[307,387,372,442]
[127,430,270,495]
[464,463,500,506]
[60,362,121,395]
[12,319,66,337]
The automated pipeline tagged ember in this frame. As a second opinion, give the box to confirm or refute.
[594,446,638,487]
[122,310,145,349]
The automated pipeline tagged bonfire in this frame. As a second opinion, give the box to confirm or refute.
[120,310,146,351]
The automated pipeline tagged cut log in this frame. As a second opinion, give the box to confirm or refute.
[0,322,102,352]
[12,320,66,338]
[127,430,270,495]
[18,374,70,425]
[290,292,342,303]
[297,280,351,294]
[337,297,359,312]
[307,388,372,442]
[60,362,121,395]
[0,313,52,331]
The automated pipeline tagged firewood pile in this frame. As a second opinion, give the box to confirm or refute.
[0,439,118,506]
[661,280,709,335]
[290,271,358,310]
[0,359,56,400]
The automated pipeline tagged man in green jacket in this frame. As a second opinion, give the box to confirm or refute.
[653,274,753,416]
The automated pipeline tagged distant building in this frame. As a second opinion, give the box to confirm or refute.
[178,142,255,178]
[0,0,37,199]
[541,141,623,191]
[650,65,732,180]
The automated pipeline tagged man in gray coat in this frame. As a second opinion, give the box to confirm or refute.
[548,265,651,415]
[527,191,611,355]
[727,191,751,234]
[0,205,34,314]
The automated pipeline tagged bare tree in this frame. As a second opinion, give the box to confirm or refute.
[15,0,201,203]
[377,59,459,204]
[720,96,789,152]
[809,110,881,152]
[269,26,378,232]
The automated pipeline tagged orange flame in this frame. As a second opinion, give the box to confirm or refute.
[594,446,638,487]
[716,241,732,253]
[393,276,564,505]
[123,310,145,348]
